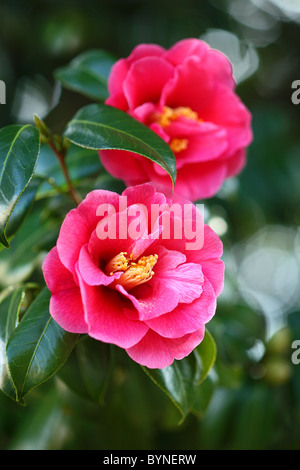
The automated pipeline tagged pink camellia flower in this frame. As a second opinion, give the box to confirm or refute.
[42,183,224,369]
[99,38,252,201]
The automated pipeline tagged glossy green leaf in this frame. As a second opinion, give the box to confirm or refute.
[191,373,217,418]
[55,49,116,100]
[0,125,41,248]
[0,286,26,402]
[197,329,217,383]
[142,329,217,422]
[76,337,114,404]
[0,200,59,288]
[64,103,177,186]
[58,337,114,404]
[6,287,79,402]
[5,177,42,240]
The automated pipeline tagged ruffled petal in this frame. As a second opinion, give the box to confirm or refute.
[164,38,209,66]
[173,160,228,201]
[185,225,224,297]
[42,247,87,333]
[160,56,214,114]
[124,56,174,110]
[151,245,204,304]
[77,268,148,348]
[98,148,151,186]
[56,190,120,277]
[107,44,165,108]
[126,327,205,368]
[225,148,247,177]
[43,246,77,292]
[49,289,87,334]
[160,121,228,168]
[201,83,253,155]
[145,276,216,338]
[201,47,235,90]
[77,244,120,286]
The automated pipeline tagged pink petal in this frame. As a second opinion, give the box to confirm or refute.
[160,57,214,114]
[202,47,235,90]
[42,247,87,332]
[131,102,157,125]
[77,243,120,286]
[43,246,77,292]
[49,289,88,334]
[107,59,130,102]
[202,83,253,155]
[77,268,148,348]
[122,182,165,209]
[114,236,204,322]
[56,190,120,277]
[164,38,209,66]
[225,148,247,177]
[187,224,223,261]
[153,262,203,304]
[164,121,228,167]
[106,91,129,111]
[117,278,184,321]
[145,276,216,338]
[123,56,174,110]
[197,256,225,297]
[151,245,204,304]
[107,44,165,107]
[186,225,224,297]
[126,327,205,369]
[174,160,228,201]
[98,148,151,186]
[126,43,166,63]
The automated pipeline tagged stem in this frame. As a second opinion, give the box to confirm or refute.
[48,140,83,205]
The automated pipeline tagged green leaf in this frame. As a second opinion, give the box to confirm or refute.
[0,286,26,402]
[76,337,114,404]
[142,329,217,422]
[0,200,59,288]
[5,177,43,240]
[58,337,114,404]
[0,125,41,248]
[64,103,177,186]
[197,329,217,383]
[6,287,79,402]
[55,49,116,101]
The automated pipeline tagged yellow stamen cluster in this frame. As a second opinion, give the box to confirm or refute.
[157,106,201,127]
[118,254,158,290]
[105,252,133,276]
[170,138,188,153]
[153,106,203,154]
[105,253,158,291]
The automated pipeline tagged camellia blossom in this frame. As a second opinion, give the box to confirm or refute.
[99,38,253,201]
[42,183,224,369]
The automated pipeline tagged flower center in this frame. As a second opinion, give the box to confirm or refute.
[154,106,203,154]
[157,106,201,127]
[105,252,158,291]
[169,138,188,153]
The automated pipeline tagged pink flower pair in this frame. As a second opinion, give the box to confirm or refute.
[43,38,252,368]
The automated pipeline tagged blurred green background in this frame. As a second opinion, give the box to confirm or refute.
[1,0,300,450]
